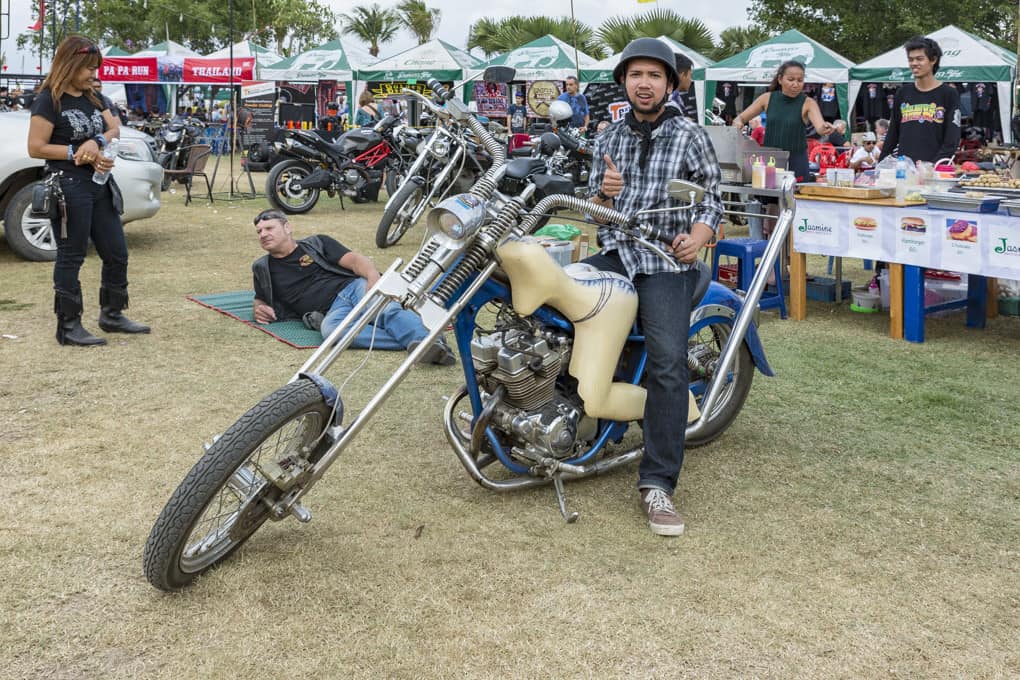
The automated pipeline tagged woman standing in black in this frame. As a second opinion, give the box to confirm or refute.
[28,35,149,346]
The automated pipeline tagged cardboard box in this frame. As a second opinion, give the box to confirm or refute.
[572,233,590,263]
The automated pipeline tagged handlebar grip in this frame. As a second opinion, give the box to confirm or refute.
[427,78,452,103]
[640,224,676,247]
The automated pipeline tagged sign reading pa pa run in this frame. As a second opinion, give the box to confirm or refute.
[99,56,256,83]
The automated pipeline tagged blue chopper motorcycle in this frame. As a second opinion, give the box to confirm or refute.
[143,69,794,591]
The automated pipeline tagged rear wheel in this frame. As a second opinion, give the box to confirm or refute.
[143,380,333,591]
[375,177,427,248]
[266,160,320,214]
[685,321,755,447]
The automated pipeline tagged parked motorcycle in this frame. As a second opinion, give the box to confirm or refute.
[143,66,793,591]
[156,114,207,191]
[545,100,592,195]
[375,81,493,248]
[265,115,418,214]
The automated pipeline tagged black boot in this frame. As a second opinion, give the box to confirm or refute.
[55,291,107,346]
[98,286,151,334]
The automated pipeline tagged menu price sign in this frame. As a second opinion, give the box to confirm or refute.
[241,81,277,154]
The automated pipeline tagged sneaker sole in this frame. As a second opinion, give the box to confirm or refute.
[648,520,685,536]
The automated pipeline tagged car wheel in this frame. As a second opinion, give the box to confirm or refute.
[3,183,57,261]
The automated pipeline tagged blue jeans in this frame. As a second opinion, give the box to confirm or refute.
[320,278,428,350]
[53,174,128,295]
[583,250,697,495]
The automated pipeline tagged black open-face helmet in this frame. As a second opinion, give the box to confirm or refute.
[613,37,680,90]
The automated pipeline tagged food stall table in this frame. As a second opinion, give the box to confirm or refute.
[789,194,1014,342]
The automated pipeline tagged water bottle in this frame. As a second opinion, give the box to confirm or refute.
[92,138,120,185]
[895,155,908,203]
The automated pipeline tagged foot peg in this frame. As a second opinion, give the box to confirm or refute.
[288,502,312,523]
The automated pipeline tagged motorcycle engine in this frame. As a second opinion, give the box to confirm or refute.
[471,328,595,461]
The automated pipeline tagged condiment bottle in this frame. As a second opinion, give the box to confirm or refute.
[765,156,777,189]
[751,156,766,189]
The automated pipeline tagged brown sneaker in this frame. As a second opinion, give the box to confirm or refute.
[640,488,685,536]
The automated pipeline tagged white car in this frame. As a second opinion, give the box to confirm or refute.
[0,111,163,261]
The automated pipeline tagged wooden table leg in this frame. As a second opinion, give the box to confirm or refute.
[788,229,807,320]
[889,263,904,339]
[987,277,999,318]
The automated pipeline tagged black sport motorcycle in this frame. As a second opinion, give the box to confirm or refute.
[156,115,207,191]
[265,115,420,214]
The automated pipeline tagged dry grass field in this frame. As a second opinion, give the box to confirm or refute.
[1,173,1018,678]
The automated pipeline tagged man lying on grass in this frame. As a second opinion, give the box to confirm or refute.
[250,209,456,365]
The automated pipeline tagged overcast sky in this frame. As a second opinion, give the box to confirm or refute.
[1,0,753,73]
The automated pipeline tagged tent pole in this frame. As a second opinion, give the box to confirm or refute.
[569,0,579,75]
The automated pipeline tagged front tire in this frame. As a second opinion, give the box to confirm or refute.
[685,321,755,448]
[375,177,426,248]
[265,160,321,214]
[3,183,57,261]
[143,380,333,591]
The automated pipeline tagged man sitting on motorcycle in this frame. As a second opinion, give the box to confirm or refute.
[250,209,456,365]
[586,38,723,536]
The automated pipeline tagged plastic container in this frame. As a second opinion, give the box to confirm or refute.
[92,139,120,185]
[879,269,890,310]
[746,198,764,240]
[751,156,766,189]
[541,240,574,267]
[851,289,882,313]
[895,155,908,203]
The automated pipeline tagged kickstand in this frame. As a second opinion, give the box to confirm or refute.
[552,475,579,523]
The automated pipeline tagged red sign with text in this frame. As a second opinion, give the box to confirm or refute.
[100,57,158,82]
[182,57,255,83]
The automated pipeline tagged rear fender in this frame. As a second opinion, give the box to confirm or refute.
[695,282,774,377]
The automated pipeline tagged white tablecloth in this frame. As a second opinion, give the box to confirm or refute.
[793,200,1020,279]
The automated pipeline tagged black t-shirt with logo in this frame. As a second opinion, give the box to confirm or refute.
[879,83,961,164]
[255,236,354,318]
[30,88,109,178]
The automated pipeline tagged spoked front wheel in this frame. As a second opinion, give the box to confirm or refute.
[375,177,427,248]
[143,380,333,591]
[685,321,755,448]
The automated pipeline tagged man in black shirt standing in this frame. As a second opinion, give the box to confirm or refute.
[250,209,455,364]
[879,36,961,164]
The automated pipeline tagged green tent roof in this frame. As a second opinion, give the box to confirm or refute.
[700,29,853,83]
[357,39,483,82]
[261,39,356,82]
[482,35,598,81]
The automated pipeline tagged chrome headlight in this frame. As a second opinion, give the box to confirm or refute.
[117,137,155,163]
[431,138,449,159]
[426,193,486,240]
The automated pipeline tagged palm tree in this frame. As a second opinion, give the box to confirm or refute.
[714,26,772,61]
[396,0,441,45]
[598,11,715,56]
[467,17,503,57]
[471,16,604,60]
[340,3,401,57]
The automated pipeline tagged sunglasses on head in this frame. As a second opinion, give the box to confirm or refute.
[76,44,100,55]
[253,209,287,226]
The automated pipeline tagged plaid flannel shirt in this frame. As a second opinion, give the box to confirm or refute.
[589,116,723,278]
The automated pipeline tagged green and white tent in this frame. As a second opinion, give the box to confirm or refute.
[849,25,1017,142]
[261,39,358,82]
[697,29,854,127]
[132,40,201,58]
[356,39,483,84]
[480,35,598,82]
[580,36,714,124]
[207,41,284,79]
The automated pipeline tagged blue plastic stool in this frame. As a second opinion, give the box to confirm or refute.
[712,237,787,318]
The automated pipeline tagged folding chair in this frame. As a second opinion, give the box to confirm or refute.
[163,144,214,205]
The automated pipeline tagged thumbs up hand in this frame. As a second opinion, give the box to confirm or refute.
[600,154,623,199]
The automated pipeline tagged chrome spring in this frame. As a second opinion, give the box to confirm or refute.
[469,174,497,200]
[431,196,526,304]
[403,238,440,280]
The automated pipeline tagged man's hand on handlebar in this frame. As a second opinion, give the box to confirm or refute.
[671,223,714,264]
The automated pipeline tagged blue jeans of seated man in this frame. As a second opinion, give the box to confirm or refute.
[320,277,428,350]
[582,250,697,496]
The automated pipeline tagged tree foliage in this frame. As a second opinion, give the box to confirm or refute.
[749,0,1017,62]
[396,0,441,45]
[466,16,605,60]
[713,26,773,61]
[16,0,337,59]
[340,3,401,57]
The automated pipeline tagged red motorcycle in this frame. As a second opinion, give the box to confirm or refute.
[265,114,421,214]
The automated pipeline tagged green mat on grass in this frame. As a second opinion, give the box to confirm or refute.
[187,290,322,349]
